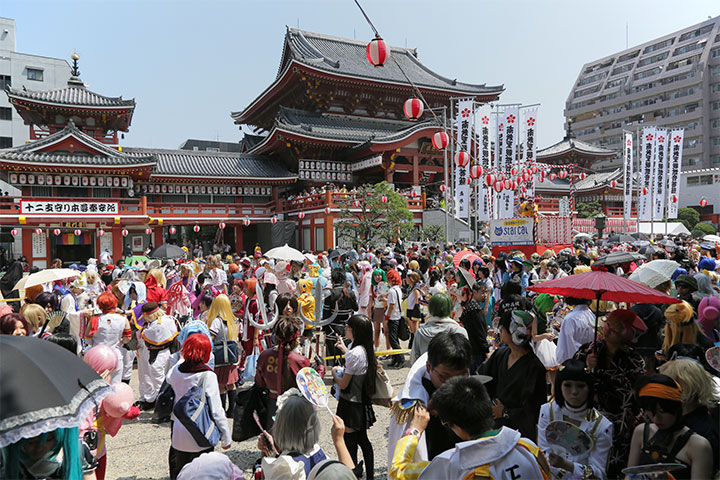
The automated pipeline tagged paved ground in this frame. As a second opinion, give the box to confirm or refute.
[107,356,411,480]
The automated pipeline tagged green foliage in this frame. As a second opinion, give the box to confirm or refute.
[421,224,446,243]
[677,208,700,231]
[336,182,413,249]
[576,201,601,219]
[691,222,717,238]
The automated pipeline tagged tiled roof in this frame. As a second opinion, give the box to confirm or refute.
[123,148,296,180]
[6,82,135,108]
[282,28,504,96]
[275,106,437,143]
[537,136,616,159]
[574,169,622,191]
[0,122,152,166]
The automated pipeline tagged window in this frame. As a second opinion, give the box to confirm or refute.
[672,41,706,56]
[667,54,700,71]
[712,137,720,146]
[687,176,699,185]
[713,65,720,76]
[605,77,626,89]
[617,50,640,63]
[611,64,634,75]
[0,107,11,121]
[713,101,720,110]
[206,147,220,152]
[634,67,661,80]
[26,68,43,81]
[685,157,699,166]
[574,85,601,98]
[712,155,720,164]
[0,137,11,148]
[671,87,695,99]
[712,47,720,58]
[30,186,52,197]
[644,38,675,54]
[583,59,615,74]
[630,81,658,94]
[578,71,608,86]
[712,84,720,93]
[685,103,698,113]
[712,119,720,129]
[0,75,10,90]
[679,24,714,42]
[685,137,700,149]
[637,52,669,67]
[661,72,695,85]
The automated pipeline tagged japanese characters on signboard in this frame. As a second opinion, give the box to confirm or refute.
[21,200,120,215]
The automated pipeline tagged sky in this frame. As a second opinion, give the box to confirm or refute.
[3,0,718,150]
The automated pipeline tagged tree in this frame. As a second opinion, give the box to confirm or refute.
[336,182,413,249]
[677,207,700,231]
[576,201,601,219]
[691,222,717,238]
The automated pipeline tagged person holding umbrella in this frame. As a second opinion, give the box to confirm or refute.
[573,309,647,478]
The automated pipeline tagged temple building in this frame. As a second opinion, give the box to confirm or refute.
[1,28,503,265]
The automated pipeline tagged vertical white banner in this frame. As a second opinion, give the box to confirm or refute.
[454,100,473,220]
[667,129,684,219]
[521,107,538,199]
[493,110,503,219]
[476,105,492,221]
[499,106,518,218]
[623,132,634,220]
[653,129,669,221]
[638,127,655,221]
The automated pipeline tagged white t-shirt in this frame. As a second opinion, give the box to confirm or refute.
[344,345,368,375]
[386,285,403,321]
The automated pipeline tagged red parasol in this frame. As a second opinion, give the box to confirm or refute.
[528,269,680,345]
[453,249,483,269]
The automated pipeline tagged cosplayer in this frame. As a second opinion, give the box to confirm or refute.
[136,302,178,409]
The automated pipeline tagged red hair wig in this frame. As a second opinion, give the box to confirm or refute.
[97,292,118,314]
[182,332,211,364]
[387,269,402,286]
[0,313,29,335]
[245,277,258,292]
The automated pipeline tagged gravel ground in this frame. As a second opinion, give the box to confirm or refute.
[107,355,411,480]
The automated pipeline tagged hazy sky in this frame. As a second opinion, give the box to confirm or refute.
[4,0,718,150]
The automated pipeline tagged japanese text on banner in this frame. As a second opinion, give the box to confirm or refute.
[454,100,473,220]
[476,104,492,221]
[667,129,684,219]
[499,106,518,219]
[638,127,656,221]
[623,132,634,220]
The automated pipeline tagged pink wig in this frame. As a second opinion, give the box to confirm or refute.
[83,344,118,375]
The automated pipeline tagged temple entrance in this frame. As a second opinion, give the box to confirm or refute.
[52,231,95,265]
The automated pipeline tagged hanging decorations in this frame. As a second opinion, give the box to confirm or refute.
[219,222,226,229]
[243,217,251,226]
[169,226,177,235]
[298,211,305,219]
[431,131,449,150]
[511,167,519,176]
[380,195,388,203]
[579,172,587,180]
[98,229,105,237]
[609,180,618,188]
[410,190,418,198]
[548,173,557,181]
[11,229,18,236]
[469,165,483,179]
[700,198,708,207]
[121,229,129,237]
[145,228,152,235]
[53,229,61,236]
[439,184,446,192]
[34,228,42,235]
[485,174,496,187]
[193,225,200,233]
[74,229,82,236]
[366,36,389,67]
[670,195,678,203]
[641,187,648,195]
[493,181,504,193]
[270,216,278,224]
[558,170,568,179]
[403,98,424,121]
[454,151,470,168]
[324,207,331,214]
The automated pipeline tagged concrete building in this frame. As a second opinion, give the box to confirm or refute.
[566,16,720,172]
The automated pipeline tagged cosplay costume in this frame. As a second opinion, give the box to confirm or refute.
[537,401,613,479]
[136,304,178,404]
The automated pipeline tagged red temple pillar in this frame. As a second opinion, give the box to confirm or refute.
[412,155,420,186]
[112,229,123,262]
[235,225,243,254]
[324,214,333,250]
[154,226,163,248]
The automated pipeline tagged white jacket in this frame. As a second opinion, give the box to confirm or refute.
[166,365,231,452]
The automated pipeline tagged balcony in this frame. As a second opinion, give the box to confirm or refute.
[280,190,426,213]
[0,196,145,221]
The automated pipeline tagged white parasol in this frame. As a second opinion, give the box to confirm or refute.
[703,234,720,244]
[13,268,80,291]
[628,260,679,289]
[264,244,305,263]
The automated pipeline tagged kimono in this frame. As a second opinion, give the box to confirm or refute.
[574,341,645,479]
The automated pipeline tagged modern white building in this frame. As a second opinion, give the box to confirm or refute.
[0,17,71,152]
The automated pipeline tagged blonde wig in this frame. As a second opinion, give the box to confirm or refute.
[147,268,166,289]
[663,301,706,354]
[206,294,238,341]
[20,303,46,333]
[660,358,720,409]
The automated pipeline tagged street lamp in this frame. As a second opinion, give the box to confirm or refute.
[594,212,607,239]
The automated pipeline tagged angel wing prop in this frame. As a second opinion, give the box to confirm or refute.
[245,280,278,330]
[298,275,338,328]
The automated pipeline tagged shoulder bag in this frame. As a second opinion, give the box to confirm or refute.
[173,372,221,448]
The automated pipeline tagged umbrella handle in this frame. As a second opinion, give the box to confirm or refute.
[593,292,602,352]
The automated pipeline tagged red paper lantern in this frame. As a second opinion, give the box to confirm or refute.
[439,185,446,192]
[270,216,278,224]
[298,211,305,219]
[579,172,586,180]
[469,165,483,179]
[410,190,418,198]
[522,172,530,182]
[53,229,61,236]
[431,131,449,150]
[121,229,129,237]
[498,174,505,181]
[193,225,200,233]
[531,165,538,174]
[494,181,504,193]
[521,186,527,194]
[380,195,388,203]
[34,228,42,235]
[609,180,617,188]
[169,226,177,234]
[641,187,648,195]
[145,228,152,235]
[324,207,331,214]
[11,229,18,236]
[511,167,519,176]
[403,98,424,121]
[219,222,226,229]
[98,229,105,237]
[558,170,568,179]
[700,198,708,207]
[549,173,557,181]
[454,151,470,168]
[485,174,496,187]
[466,177,473,185]
[366,36,389,67]
[243,217,251,226]
[670,195,678,203]
[353,199,361,207]
[74,229,82,236]
[503,179,512,190]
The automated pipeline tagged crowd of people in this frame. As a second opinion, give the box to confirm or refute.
[0,233,719,479]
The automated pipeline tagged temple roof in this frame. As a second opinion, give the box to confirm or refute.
[535,168,624,193]
[5,84,135,109]
[0,122,152,168]
[537,127,616,161]
[280,28,504,96]
[124,147,297,181]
